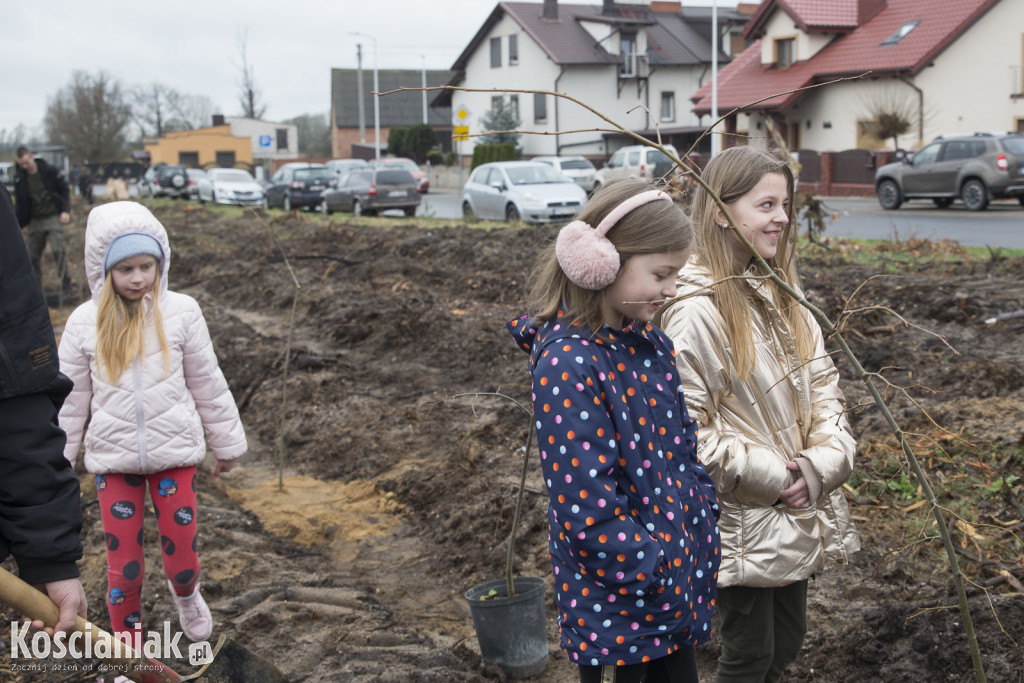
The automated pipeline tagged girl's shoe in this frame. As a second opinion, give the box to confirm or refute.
[168,580,213,641]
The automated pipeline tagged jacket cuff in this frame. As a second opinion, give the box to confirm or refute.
[796,457,823,505]
[15,558,81,586]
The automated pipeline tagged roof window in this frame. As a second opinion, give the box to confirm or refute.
[881,21,920,46]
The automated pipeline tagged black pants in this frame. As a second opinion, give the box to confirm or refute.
[578,647,698,683]
[715,581,808,683]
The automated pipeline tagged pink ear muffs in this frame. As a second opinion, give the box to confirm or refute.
[555,189,673,290]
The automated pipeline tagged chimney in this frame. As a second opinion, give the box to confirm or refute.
[858,0,886,24]
[602,0,617,15]
[212,114,225,127]
[649,1,682,12]
[542,0,558,19]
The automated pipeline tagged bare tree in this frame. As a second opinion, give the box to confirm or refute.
[0,124,39,158]
[283,113,331,157]
[860,86,923,151]
[44,70,132,163]
[131,83,180,139]
[170,93,218,131]
[236,26,267,120]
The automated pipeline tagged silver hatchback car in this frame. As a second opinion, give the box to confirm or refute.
[461,161,588,224]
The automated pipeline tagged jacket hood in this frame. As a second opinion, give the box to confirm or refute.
[508,313,628,365]
[83,201,171,302]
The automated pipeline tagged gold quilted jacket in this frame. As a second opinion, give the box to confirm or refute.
[660,263,860,588]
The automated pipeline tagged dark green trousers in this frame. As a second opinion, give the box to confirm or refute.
[715,580,808,683]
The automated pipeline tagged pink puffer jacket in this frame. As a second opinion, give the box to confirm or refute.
[58,202,247,474]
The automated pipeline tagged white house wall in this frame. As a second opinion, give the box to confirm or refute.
[452,12,716,158]
[746,0,1023,151]
[225,118,299,160]
[912,0,1024,140]
[758,9,835,64]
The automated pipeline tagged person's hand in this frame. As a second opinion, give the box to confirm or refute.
[59,211,70,225]
[29,578,87,638]
[779,461,810,509]
[212,459,235,478]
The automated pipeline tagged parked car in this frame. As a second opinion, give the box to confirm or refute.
[592,144,679,192]
[874,132,1024,211]
[185,168,207,200]
[197,168,264,206]
[532,155,598,193]
[369,157,429,193]
[461,161,588,224]
[0,162,15,193]
[263,163,335,211]
[319,168,420,217]
[139,163,191,199]
[326,158,370,181]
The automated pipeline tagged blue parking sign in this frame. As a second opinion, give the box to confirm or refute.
[258,135,272,148]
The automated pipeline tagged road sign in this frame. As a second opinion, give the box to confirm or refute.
[456,106,469,121]
[258,134,272,148]
[453,125,469,140]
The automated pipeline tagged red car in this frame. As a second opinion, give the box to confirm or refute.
[369,158,429,193]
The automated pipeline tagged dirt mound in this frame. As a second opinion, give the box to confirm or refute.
[5,202,1022,682]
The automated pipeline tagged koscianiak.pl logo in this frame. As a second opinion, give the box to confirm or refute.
[9,621,213,667]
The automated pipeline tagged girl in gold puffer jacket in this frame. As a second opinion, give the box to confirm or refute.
[659,146,859,683]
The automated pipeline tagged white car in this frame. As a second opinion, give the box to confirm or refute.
[197,168,264,206]
[532,155,598,193]
[461,161,588,224]
[592,144,679,191]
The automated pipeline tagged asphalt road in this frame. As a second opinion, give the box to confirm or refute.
[816,196,1024,250]
[94,182,1022,250]
[423,191,1024,250]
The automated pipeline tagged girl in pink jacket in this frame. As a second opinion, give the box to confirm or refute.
[58,201,247,650]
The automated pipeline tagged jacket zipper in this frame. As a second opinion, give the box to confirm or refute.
[133,358,148,472]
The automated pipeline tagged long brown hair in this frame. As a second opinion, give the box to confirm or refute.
[527,178,694,334]
[689,146,812,379]
[95,268,170,384]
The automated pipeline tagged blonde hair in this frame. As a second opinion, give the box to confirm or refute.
[527,177,694,334]
[689,145,813,379]
[95,268,170,384]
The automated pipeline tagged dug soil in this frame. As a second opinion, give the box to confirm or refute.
[6,201,1024,682]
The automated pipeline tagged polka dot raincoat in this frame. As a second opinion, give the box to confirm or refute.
[508,314,721,667]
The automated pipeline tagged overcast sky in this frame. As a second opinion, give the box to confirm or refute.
[4,0,739,138]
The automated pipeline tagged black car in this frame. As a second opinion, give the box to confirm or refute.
[263,163,335,211]
[139,164,191,199]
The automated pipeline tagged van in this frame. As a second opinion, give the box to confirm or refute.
[592,144,678,191]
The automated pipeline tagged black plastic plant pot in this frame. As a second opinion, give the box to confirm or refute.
[464,576,549,679]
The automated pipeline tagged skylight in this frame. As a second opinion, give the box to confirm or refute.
[881,20,920,46]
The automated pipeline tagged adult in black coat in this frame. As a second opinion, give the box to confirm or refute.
[0,183,87,637]
[13,147,71,296]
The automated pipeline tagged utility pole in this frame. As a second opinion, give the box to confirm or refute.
[711,0,720,156]
[356,44,366,143]
[421,55,427,124]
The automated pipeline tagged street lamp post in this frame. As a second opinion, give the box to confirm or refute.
[350,31,381,161]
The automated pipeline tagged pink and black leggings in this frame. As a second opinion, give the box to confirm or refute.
[95,466,200,645]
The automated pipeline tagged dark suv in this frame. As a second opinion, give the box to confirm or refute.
[140,164,191,199]
[874,132,1024,211]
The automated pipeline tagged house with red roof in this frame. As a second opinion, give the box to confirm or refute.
[434,0,754,160]
[692,0,1024,152]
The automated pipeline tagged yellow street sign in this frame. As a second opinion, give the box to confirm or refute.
[456,106,469,121]
[454,125,470,141]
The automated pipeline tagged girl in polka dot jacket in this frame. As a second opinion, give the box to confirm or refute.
[508,178,721,683]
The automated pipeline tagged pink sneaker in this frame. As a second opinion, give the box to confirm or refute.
[168,581,213,641]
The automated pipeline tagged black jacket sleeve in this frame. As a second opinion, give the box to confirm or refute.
[0,185,83,583]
